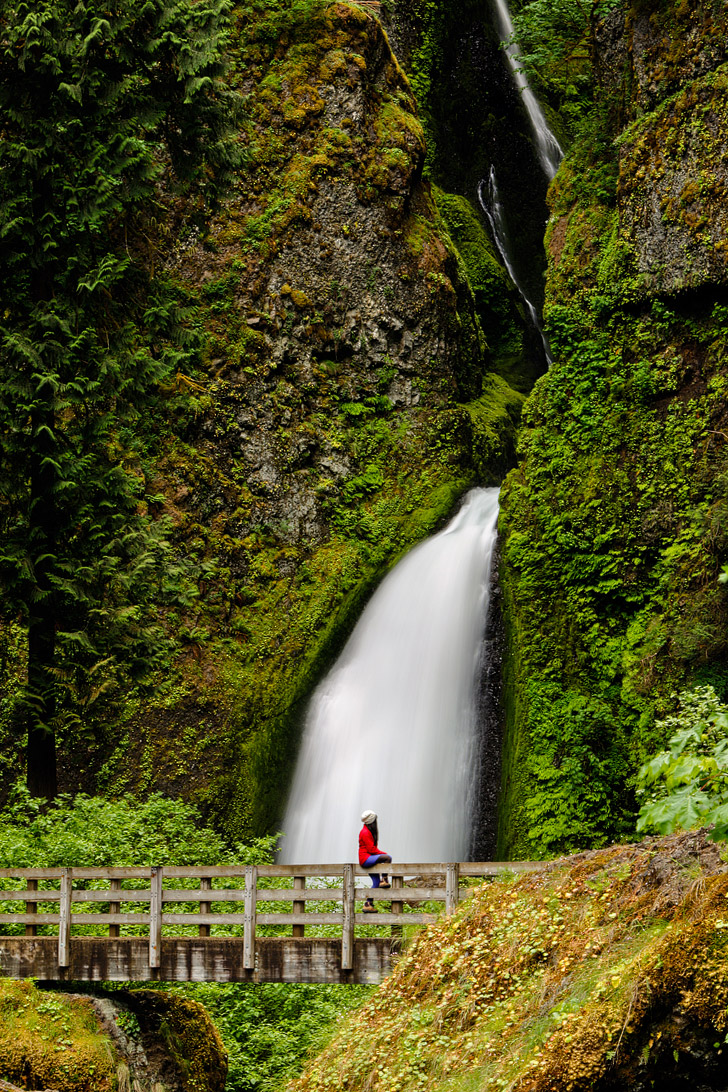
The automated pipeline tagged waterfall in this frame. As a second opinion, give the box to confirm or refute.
[478,168,553,366]
[490,0,563,180]
[280,488,500,864]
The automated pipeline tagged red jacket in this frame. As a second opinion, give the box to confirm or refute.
[358,825,387,866]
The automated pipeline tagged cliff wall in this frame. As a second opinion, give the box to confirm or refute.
[498,0,728,857]
[46,0,525,838]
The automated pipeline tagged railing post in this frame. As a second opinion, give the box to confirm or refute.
[342,864,354,971]
[25,878,38,937]
[445,863,460,915]
[58,868,72,968]
[199,877,212,938]
[244,865,257,970]
[390,874,403,938]
[109,878,121,938]
[292,876,305,938]
[149,866,163,969]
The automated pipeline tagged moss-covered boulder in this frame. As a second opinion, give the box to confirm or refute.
[0,981,117,1092]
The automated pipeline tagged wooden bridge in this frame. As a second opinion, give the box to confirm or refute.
[0,862,540,984]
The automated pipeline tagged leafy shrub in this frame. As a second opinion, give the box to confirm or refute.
[636,686,728,841]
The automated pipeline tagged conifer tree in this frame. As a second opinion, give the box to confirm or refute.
[0,0,238,797]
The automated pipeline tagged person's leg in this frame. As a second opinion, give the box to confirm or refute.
[362,853,385,910]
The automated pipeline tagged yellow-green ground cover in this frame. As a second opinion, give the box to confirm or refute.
[292,830,728,1092]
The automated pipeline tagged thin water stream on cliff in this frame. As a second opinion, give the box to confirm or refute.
[490,0,563,181]
[478,167,553,366]
[477,0,564,367]
[281,488,500,864]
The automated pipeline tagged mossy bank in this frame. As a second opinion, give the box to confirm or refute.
[293,830,728,1092]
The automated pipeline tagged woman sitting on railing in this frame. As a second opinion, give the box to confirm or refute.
[358,810,391,912]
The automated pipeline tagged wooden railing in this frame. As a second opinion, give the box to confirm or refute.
[0,862,541,978]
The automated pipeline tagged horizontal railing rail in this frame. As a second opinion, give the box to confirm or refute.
[0,862,541,973]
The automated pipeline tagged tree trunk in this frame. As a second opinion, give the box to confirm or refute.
[26,609,58,800]
[25,401,58,800]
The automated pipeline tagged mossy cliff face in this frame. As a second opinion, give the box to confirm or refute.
[292,830,728,1092]
[381,0,551,387]
[84,1,523,837]
[497,0,728,857]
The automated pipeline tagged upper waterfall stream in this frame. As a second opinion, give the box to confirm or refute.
[280,488,500,864]
[490,0,563,180]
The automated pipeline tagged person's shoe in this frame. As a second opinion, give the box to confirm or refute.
[379,876,391,888]
[363,899,377,912]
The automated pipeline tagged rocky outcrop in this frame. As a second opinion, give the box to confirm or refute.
[90,990,227,1092]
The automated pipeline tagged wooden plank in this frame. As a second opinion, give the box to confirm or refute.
[62,913,152,926]
[292,876,305,938]
[199,877,212,938]
[341,864,354,971]
[446,863,460,915]
[256,888,342,904]
[458,862,543,876]
[353,912,437,925]
[149,867,163,969]
[249,913,343,926]
[109,879,121,938]
[58,869,72,968]
[25,879,37,938]
[0,887,57,903]
[72,889,151,903]
[243,865,256,970]
[0,913,61,926]
[391,875,403,938]
[0,861,544,882]
[0,867,151,880]
[354,887,445,901]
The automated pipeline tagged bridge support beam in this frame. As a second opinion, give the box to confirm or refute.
[0,936,394,985]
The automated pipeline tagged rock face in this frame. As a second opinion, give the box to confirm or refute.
[497,0,728,857]
[292,829,728,1092]
[91,990,228,1092]
[69,0,524,837]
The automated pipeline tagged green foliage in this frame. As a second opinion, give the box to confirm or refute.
[0,787,276,868]
[511,0,624,138]
[172,981,371,1092]
[637,686,728,841]
[0,0,240,794]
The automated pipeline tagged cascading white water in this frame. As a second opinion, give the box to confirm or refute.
[490,0,563,180]
[478,168,553,367]
[280,488,500,864]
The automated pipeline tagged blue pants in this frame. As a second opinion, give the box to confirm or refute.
[363,853,391,888]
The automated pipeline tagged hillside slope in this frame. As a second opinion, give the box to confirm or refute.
[293,830,728,1092]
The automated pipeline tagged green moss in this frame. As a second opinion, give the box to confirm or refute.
[0,981,117,1092]
[435,189,540,391]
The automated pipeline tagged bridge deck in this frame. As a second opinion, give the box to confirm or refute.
[0,862,541,984]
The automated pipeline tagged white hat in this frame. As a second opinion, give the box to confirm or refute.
[361,810,377,824]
